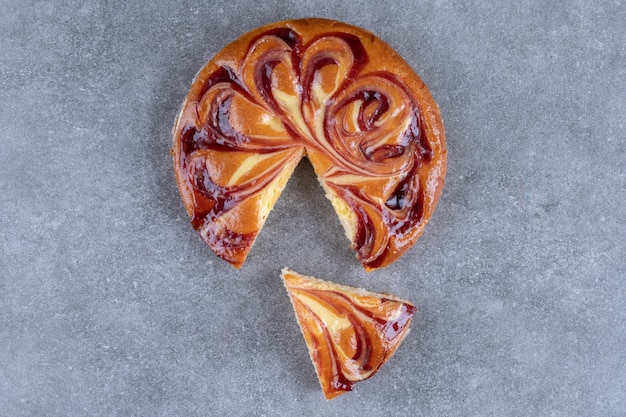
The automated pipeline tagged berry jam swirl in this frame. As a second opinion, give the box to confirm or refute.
[283,271,415,399]
[173,19,446,269]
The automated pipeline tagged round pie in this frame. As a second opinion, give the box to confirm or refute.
[172,18,446,270]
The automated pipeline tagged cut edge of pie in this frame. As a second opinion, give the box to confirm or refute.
[281,267,416,399]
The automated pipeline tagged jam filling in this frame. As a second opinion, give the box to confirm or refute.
[176,26,434,266]
[291,286,415,396]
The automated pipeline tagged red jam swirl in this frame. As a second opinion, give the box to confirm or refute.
[176,25,438,268]
[288,284,415,398]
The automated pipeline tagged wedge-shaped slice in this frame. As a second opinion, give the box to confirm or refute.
[281,268,416,399]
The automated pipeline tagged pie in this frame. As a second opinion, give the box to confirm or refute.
[281,268,416,399]
[172,18,447,269]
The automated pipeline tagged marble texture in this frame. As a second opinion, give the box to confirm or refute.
[1,0,625,415]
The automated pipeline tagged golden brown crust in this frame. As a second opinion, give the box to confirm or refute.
[172,18,446,269]
[281,268,416,399]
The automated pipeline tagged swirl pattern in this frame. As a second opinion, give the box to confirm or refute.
[172,19,446,269]
[282,269,415,399]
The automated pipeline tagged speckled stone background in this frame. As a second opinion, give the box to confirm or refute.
[1,1,625,416]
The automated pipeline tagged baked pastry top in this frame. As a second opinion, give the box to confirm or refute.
[172,18,446,269]
[281,268,416,399]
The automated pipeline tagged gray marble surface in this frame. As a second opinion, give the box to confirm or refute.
[1,1,625,416]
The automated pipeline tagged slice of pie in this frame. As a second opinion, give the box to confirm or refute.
[281,268,416,399]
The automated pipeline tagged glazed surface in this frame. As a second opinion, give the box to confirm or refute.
[282,269,415,399]
[173,19,446,269]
